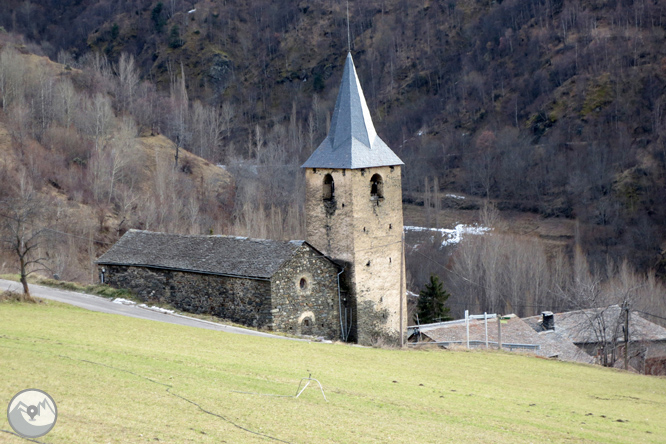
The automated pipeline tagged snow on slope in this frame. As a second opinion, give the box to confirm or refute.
[404,224,491,248]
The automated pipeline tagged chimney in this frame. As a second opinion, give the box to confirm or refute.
[542,311,554,330]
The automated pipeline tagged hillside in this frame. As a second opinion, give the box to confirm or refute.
[0,46,233,282]
[2,1,665,274]
[2,300,665,443]
[1,2,666,322]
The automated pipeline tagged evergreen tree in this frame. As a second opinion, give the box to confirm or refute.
[417,274,452,324]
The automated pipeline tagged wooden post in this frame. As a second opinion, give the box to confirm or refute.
[465,310,469,349]
[497,314,502,350]
[484,312,488,349]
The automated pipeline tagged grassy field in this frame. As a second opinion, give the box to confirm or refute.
[1,300,665,443]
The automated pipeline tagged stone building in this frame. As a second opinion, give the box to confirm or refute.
[302,53,406,346]
[97,230,341,337]
[97,52,406,345]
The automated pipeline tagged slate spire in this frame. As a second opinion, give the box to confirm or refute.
[302,53,403,169]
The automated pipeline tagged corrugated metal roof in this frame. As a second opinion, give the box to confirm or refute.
[302,52,403,169]
[97,230,308,279]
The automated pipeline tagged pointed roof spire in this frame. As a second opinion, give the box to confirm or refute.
[302,53,403,169]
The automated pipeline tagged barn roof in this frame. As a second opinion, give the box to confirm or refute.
[97,230,327,280]
[301,52,403,169]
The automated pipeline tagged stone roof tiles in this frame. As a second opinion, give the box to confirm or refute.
[301,52,403,169]
[523,306,666,344]
[414,315,594,363]
[97,230,309,279]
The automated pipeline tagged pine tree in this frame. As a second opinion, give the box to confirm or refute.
[417,274,452,324]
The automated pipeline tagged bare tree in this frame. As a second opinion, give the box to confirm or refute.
[191,100,222,160]
[221,101,235,140]
[53,77,78,128]
[116,52,140,114]
[107,116,138,203]
[0,46,27,110]
[169,63,189,168]
[0,174,51,297]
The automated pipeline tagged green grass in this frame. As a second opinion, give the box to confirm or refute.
[1,301,665,443]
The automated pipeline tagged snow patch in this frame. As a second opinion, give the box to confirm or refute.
[138,304,175,315]
[112,298,175,315]
[404,224,491,247]
[188,9,196,14]
[112,298,136,305]
[445,193,465,200]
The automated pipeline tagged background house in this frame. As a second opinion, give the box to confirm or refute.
[524,307,666,373]
[408,314,594,364]
[97,230,341,337]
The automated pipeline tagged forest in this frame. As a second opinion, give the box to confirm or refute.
[0,0,665,324]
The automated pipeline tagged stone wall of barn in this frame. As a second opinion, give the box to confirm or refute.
[269,245,341,339]
[100,265,272,328]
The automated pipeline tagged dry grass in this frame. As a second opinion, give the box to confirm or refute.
[0,290,37,303]
[135,134,232,193]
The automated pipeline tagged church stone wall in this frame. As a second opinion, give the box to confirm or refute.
[101,265,273,328]
[305,166,406,346]
[270,245,341,338]
[100,244,341,338]
[350,165,406,346]
[305,168,355,264]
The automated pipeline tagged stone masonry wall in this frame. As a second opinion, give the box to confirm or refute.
[305,166,406,346]
[101,265,272,328]
[350,165,406,346]
[270,245,341,338]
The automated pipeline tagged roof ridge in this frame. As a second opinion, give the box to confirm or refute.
[125,230,300,245]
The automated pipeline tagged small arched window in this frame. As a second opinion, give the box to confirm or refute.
[370,174,383,200]
[323,174,334,201]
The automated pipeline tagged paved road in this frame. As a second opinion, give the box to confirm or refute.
[0,279,298,341]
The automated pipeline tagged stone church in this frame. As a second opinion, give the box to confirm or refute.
[97,52,406,345]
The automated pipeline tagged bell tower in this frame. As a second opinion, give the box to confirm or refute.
[302,53,405,346]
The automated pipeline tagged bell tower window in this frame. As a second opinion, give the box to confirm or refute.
[370,174,383,200]
[323,174,334,201]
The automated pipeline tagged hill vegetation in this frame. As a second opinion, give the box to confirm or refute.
[0,1,665,321]
[2,300,665,443]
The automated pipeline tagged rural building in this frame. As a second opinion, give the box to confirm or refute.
[97,230,341,337]
[409,309,666,372]
[98,52,406,345]
[524,307,666,373]
[408,315,594,364]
